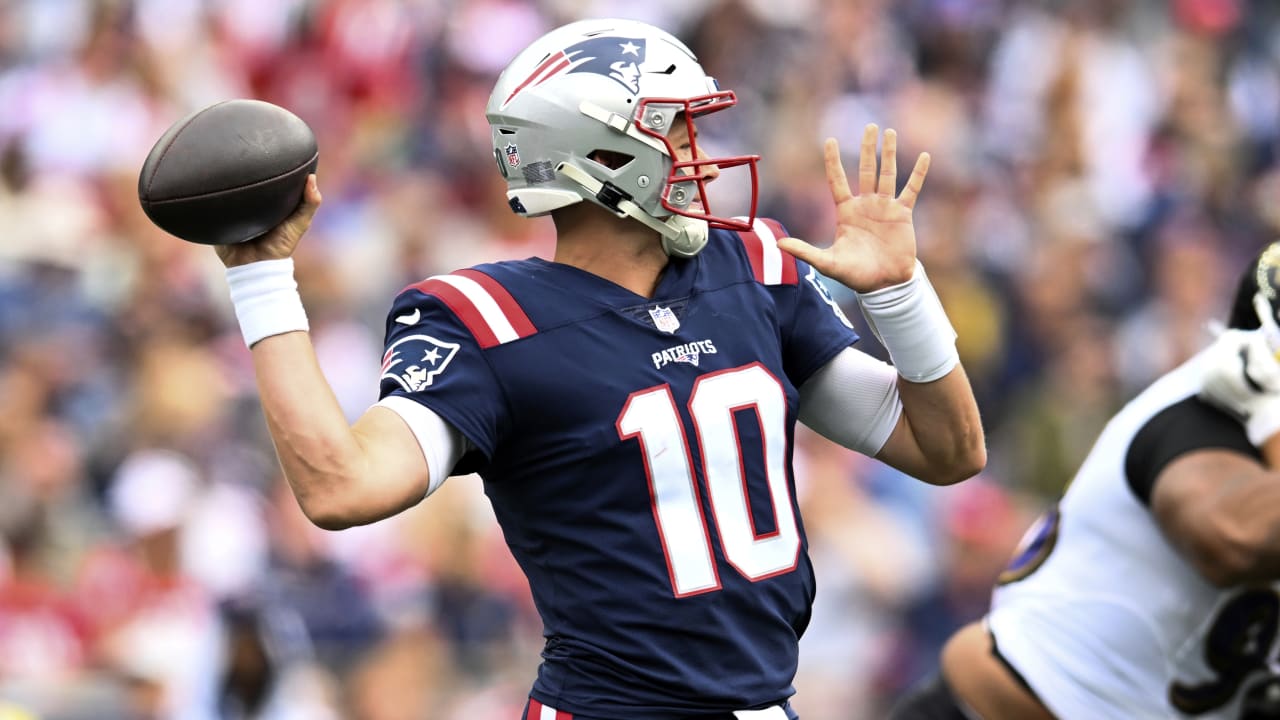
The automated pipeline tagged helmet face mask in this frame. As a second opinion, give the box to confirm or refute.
[636,96,759,232]
[485,19,760,255]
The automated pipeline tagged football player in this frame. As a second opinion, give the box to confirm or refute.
[890,242,1280,720]
[216,19,985,720]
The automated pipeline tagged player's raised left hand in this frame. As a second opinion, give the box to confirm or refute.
[776,124,928,293]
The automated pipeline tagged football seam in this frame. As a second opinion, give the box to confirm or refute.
[142,151,318,205]
[143,100,231,201]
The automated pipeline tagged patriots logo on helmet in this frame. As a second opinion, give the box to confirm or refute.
[565,36,646,94]
[502,36,647,107]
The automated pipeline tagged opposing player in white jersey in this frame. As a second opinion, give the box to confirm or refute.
[891,242,1280,720]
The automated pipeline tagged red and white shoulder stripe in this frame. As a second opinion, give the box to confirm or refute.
[525,698,573,720]
[732,217,799,286]
[404,269,537,349]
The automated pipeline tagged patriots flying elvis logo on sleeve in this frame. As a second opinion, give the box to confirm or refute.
[380,334,460,392]
[503,36,647,107]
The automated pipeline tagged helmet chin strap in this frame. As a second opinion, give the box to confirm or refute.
[657,215,710,259]
[556,162,708,258]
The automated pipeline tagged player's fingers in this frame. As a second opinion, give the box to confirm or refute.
[1243,331,1280,391]
[824,138,853,206]
[287,176,322,227]
[898,152,931,209]
[300,174,322,212]
[269,176,321,247]
[858,124,878,196]
[878,128,897,196]
[777,236,827,269]
[1253,293,1280,355]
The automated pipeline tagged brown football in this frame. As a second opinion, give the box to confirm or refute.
[138,99,318,245]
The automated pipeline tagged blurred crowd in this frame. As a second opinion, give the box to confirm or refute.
[1,0,1277,718]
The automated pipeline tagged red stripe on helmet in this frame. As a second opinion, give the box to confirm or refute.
[503,51,569,107]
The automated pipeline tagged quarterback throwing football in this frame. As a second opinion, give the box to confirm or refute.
[217,19,984,719]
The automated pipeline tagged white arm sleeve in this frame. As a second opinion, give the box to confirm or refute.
[798,346,903,456]
[375,396,468,495]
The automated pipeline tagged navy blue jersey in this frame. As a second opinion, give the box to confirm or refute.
[378,220,860,718]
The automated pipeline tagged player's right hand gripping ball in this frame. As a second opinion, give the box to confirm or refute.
[137,99,318,245]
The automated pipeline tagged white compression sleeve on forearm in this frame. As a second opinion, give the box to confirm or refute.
[855,261,959,383]
[376,396,465,495]
[798,346,903,456]
[225,258,309,348]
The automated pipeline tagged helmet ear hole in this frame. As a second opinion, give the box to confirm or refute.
[588,150,635,170]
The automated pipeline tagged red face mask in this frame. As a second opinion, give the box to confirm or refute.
[634,92,759,232]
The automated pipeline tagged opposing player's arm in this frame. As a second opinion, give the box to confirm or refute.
[1151,327,1280,586]
[218,177,445,530]
[1150,447,1280,588]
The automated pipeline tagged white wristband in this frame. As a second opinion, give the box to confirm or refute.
[226,258,309,348]
[856,260,959,383]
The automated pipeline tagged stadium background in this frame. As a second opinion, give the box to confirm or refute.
[0,0,1274,717]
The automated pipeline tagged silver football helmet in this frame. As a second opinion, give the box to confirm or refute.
[485,18,759,258]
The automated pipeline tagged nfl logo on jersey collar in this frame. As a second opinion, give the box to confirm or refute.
[648,304,680,333]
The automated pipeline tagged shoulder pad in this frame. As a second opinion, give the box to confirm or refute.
[402,268,537,348]
[731,217,799,286]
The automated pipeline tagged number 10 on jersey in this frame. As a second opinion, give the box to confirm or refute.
[616,363,801,597]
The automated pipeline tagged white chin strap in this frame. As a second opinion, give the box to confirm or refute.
[556,162,708,258]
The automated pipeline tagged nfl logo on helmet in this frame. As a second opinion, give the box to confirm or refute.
[505,143,521,167]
